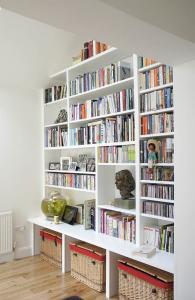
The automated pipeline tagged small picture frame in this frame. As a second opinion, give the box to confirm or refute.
[60,157,71,170]
[87,158,96,172]
[79,162,87,172]
[62,205,78,225]
[69,162,77,171]
[49,162,60,170]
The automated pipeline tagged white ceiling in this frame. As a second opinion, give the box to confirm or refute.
[100,0,195,43]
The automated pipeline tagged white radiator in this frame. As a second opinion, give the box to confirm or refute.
[0,211,13,255]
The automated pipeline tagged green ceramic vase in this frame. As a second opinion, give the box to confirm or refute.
[41,191,67,219]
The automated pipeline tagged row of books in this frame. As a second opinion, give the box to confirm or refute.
[45,127,68,147]
[69,61,131,96]
[70,88,134,121]
[143,201,174,219]
[141,167,174,181]
[72,41,109,65]
[70,115,135,145]
[73,200,95,230]
[45,173,95,191]
[140,138,174,163]
[141,184,174,200]
[141,113,174,135]
[100,209,136,243]
[144,224,174,253]
[140,88,173,112]
[140,66,173,90]
[44,85,67,104]
[138,57,157,69]
[98,145,135,163]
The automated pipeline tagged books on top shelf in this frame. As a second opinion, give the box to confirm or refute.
[141,184,174,200]
[100,209,136,243]
[140,65,173,90]
[45,173,95,191]
[70,88,134,121]
[141,167,174,182]
[138,57,157,69]
[143,201,174,219]
[45,127,68,147]
[141,112,174,135]
[98,145,135,163]
[45,88,52,104]
[140,138,174,163]
[69,59,131,96]
[53,84,67,101]
[140,87,173,113]
[70,114,135,145]
[144,224,174,253]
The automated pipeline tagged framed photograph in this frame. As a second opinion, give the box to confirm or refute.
[68,162,77,171]
[62,205,78,225]
[87,158,96,172]
[79,162,87,172]
[49,162,60,170]
[60,157,71,170]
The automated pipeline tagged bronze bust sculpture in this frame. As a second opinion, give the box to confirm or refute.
[115,169,135,200]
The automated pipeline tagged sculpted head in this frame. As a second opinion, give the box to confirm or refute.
[115,169,135,200]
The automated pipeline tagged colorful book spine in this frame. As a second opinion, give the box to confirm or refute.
[141,113,174,135]
[138,56,157,68]
[140,65,173,90]
[98,145,135,163]
[45,127,68,147]
[143,201,174,218]
[140,87,173,112]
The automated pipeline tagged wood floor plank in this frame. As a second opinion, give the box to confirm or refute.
[0,256,118,300]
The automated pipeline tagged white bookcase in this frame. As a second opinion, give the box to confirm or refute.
[29,47,174,298]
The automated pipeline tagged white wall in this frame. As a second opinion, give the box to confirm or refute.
[174,60,195,300]
[0,87,42,258]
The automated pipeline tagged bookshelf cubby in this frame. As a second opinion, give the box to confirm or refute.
[29,47,174,298]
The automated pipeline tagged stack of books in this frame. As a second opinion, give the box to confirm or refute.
[140,138,174,163]
[45,127,68,147]
[69,61,131,96]
[70,88,134,121]
[140,87,173,112]
[141,183,174,200]
[141,112,174,135]
[100,209,136,242]
[53,84,67,100]
[143,201,174,219]
[141,167,174,182]
[144,224,174,253]
[70,115,135,145]
[45,173,95,191]
[140,65,173,90]
[138,56,157,68]
[98,145,135,163]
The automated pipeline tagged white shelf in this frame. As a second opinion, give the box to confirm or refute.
[70,109,135,126]
[44,122,68,128]
[45,184,95,193]
[140,83,173,95]
[98,162,135,166]
[140,132,174,139]
[141,197,174,204]
[44,98,67,106]
[139,62,163,73]
[98,204,136,215]
[140,107,174,116]
[69,77,134,102]
[141,213,174,222]
[45,141,135,150]
[140,180,174,185]
[45,170,96,175]
[29,217,174,273]
[140,163,174,167]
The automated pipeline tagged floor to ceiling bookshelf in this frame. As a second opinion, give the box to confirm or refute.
[29,46,174,298]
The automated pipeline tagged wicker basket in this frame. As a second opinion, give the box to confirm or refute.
[40,229,62,267]
[69,242,106,292]
[118,259,174,300]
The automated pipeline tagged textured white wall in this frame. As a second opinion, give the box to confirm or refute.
[174,60,195,300]
[0,87,42,258]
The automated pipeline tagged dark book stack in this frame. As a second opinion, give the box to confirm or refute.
[140,138,174,163]
[45,88,52,104]
[141,112,174,135]
[141,167,174,182]
[141,183,174,200]
[70,114,134,145]
[140,87,173,112]
[140,65,173,90]
[143,201,174,219]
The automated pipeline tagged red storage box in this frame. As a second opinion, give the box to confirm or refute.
[118,258,173,300]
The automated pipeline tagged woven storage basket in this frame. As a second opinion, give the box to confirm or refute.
[40,229,62,267]
[118,258,174,300]
[69,242,106,292]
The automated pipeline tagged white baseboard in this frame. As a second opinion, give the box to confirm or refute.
[14,246,32,259]
[0,252,14,264]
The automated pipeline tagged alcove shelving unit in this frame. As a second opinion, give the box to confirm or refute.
[29,47,174,298]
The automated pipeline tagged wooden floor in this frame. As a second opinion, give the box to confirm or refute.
[0,256,117,300]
